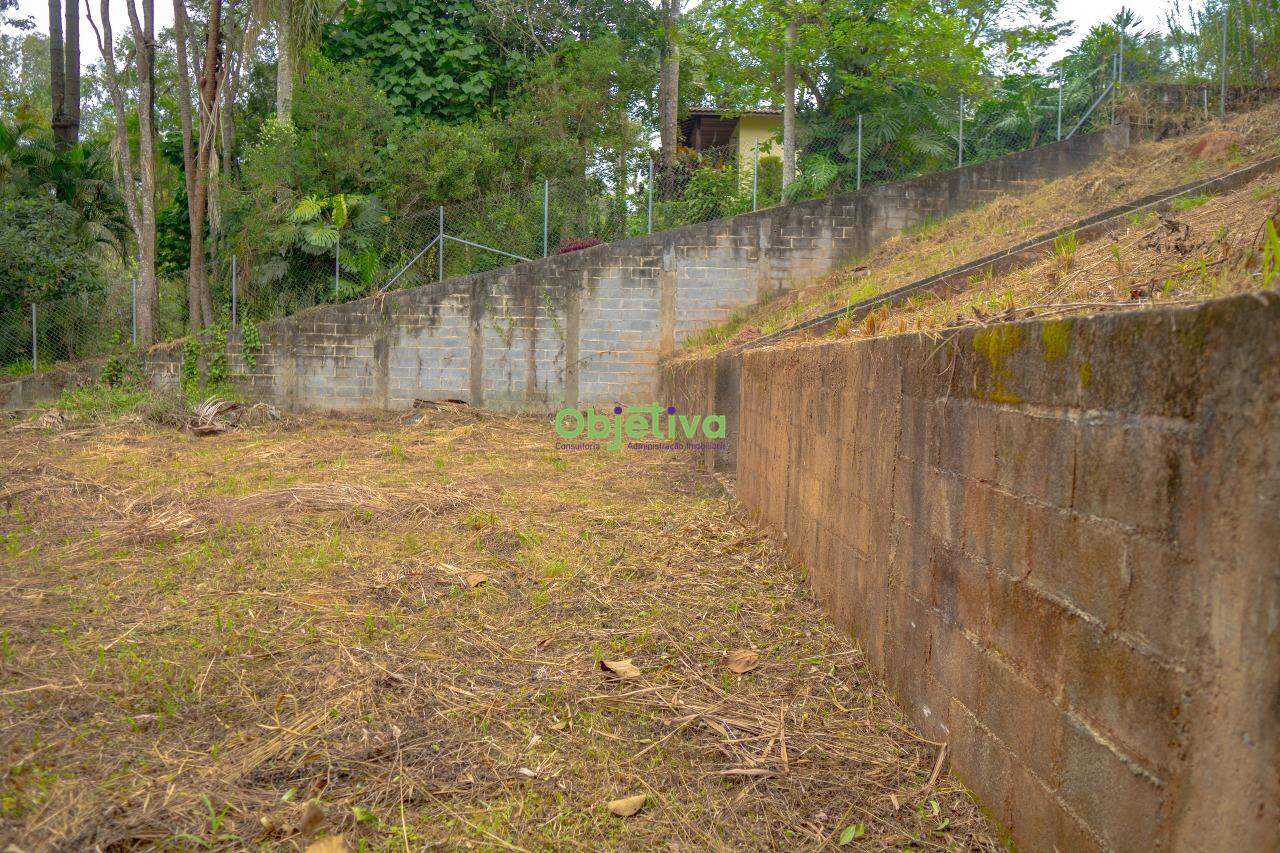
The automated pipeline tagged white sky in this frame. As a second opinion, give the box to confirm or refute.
[7,0,1193,69]
[1041,0,1188,62]
[6,0,176,66]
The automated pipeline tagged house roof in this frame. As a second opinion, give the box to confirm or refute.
[686,108,782,118]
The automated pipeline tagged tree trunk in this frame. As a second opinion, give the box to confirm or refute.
[194,0,223,327]
[221,8,257,177]
[63,0,80,146]
[615,138,628,240]
[48,0,66,148]
[126,0,158,346]
[275,0,293,124]
[88,0,140,237]
[172,0,204,331]
[782,17,796,190]
[658,0,680,199]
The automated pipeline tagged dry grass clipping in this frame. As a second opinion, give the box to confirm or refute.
[804,167,1280,347]
[0,410,998,851]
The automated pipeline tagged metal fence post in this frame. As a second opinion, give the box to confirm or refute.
[334,236,341,299]
[30,302,36,368]
[1220,7,1228,117]
[856,114,863,190]
[957,94,965,167]
[752,141,759,211]
[230,256,237,329]
[647,157,654,235]
[437,205,445,282]
[1057,73,1064,141]
[131,278,138,345]
[542,179,549,257]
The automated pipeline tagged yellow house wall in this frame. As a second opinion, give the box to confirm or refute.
[734,115,782,165]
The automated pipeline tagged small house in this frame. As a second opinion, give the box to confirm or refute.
[679,108,783,166]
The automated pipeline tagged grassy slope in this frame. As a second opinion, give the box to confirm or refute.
[679,101,1280,359]
[0,407,999,850]
[803,167,1280,348]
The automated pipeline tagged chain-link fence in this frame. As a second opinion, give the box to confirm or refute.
[0,284,136,379]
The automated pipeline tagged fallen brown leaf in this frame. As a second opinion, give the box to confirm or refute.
[600,658,641,679]
[305,836,353,853]
[607,794,647,817]
[726,649,759,674]
[464,572,489,588]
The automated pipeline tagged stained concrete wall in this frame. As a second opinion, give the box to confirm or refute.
[1,128,1126,413]
[729,293,1279,851]
[191,128,1121,413]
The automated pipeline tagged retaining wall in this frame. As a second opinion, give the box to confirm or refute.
[151,128,1119,414]
[725,293,1279,850]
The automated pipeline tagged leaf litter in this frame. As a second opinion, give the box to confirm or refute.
[0,408,999,850]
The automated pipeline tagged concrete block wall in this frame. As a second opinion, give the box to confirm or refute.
[184,127,1123,414]
[732,293,1279,851]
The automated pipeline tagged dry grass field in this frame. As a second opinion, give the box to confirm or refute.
[0,404,1000,851]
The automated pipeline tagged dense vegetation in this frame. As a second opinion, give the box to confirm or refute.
[0,0,1277,369]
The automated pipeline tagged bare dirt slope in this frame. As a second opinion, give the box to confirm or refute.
[680,101,1280,357]
[0,407,998,850]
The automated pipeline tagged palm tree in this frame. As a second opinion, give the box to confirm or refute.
[273,0,343,124]
[46,143,132,256]
[0,118,131,256]
[0,118,51,189]
[258,192,385,307]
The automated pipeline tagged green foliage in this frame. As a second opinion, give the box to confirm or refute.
[1262,219,1280,287]
[1053,230,1078,258]
[240,321,263,373]
[1171,193,1210,211]
[0,195,105,309]
[0,119,131,258]
[785,153,839,201]
[0,357,38,378]
[53,382,153,420]
[324,0,516,121]
[680,165,751,222]
[155,184,192,281]
[1165,0,1280,87]
[101,335,144,388]
[181,323,229,397]
[181,337,202,397]
[239,61,399,201]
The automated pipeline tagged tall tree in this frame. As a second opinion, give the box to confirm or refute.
[47,0,64,142]
[130,0,159,346]
[63,0,79,144]
[658,0,681,198]
[85,0,138,240]
[782,13,794,188]
[275,0,292,121]
[88,0,160,344]
[219,2,259,173]
[275,0,340,124]
[173,0,223,329]
[46,0,80,148]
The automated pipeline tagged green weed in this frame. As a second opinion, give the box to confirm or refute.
[1171,192,1210,211]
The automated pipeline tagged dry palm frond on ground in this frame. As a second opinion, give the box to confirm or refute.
[0,411,999,851]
